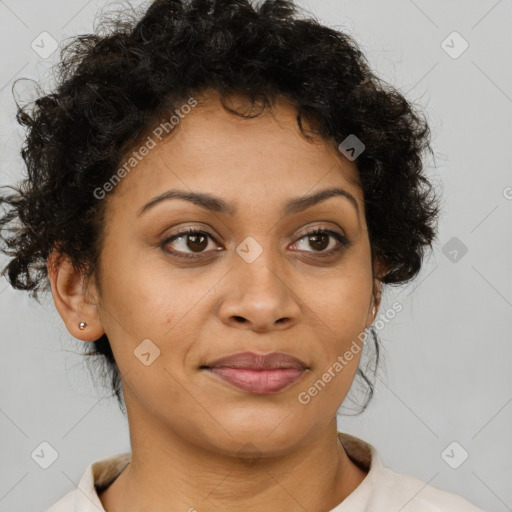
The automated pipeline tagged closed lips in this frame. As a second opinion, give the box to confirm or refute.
[201,351,309,370]
[201,351,309,394]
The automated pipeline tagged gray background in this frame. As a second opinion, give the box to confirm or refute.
[0,1,511,511]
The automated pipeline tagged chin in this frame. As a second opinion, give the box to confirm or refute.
[205,419,311,458]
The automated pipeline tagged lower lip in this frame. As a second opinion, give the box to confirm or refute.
[205,367,306,393]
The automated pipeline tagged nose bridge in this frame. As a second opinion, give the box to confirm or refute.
[234,235,288,298]
[219,234,300,330]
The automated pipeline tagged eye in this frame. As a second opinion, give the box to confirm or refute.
[160,227,221,258]
[290,227,351,257]
[160,226,351,259]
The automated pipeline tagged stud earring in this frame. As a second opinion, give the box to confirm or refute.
[79,321,87,330]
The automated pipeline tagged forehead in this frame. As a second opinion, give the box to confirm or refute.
[107,91,363,215]
[165,92,358,174]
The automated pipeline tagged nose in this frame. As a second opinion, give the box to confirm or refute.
[218,255,302,333]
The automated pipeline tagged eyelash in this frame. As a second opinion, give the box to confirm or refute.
[159,226,351,260]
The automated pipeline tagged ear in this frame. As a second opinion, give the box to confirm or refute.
[46,248,104,342]
[366,258,386,327]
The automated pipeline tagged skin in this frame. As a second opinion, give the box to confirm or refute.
[47,90,385,512]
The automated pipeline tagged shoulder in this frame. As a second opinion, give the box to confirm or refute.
[44,489,75,512]
[374,464,486,511]
[44,452,131,512]
[337,432,485,512]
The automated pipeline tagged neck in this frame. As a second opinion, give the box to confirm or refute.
[99,413,367,512]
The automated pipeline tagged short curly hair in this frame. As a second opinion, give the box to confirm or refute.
[0,0,440,414]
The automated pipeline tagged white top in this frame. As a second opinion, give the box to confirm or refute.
[45,432,485,511]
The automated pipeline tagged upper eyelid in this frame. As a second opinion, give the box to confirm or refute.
[164,225,345,241]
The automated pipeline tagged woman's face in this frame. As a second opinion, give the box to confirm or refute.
[85,92,380,456]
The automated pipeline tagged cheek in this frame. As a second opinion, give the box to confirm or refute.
[295,275,370,413]
[94,238,175,373]
[315,285,369,328]
[97,244,216,386]
[302,266,373,335]
[98,232,180,328]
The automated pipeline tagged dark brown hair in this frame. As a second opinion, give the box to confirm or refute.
[0,0,440,414]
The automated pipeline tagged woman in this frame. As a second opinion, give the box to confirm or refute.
[0,0,485,510]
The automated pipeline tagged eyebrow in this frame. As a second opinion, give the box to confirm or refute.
[136,186,359,218]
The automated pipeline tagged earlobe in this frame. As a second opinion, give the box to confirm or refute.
[366,258,387,326]
[366,276,383,328]
[366,291,379,328]
[46,249,104,342]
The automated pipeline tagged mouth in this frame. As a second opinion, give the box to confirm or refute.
[200,351,309,394]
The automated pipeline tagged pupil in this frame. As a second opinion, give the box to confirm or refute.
[188,234,208,252]
[310,234,328,251]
